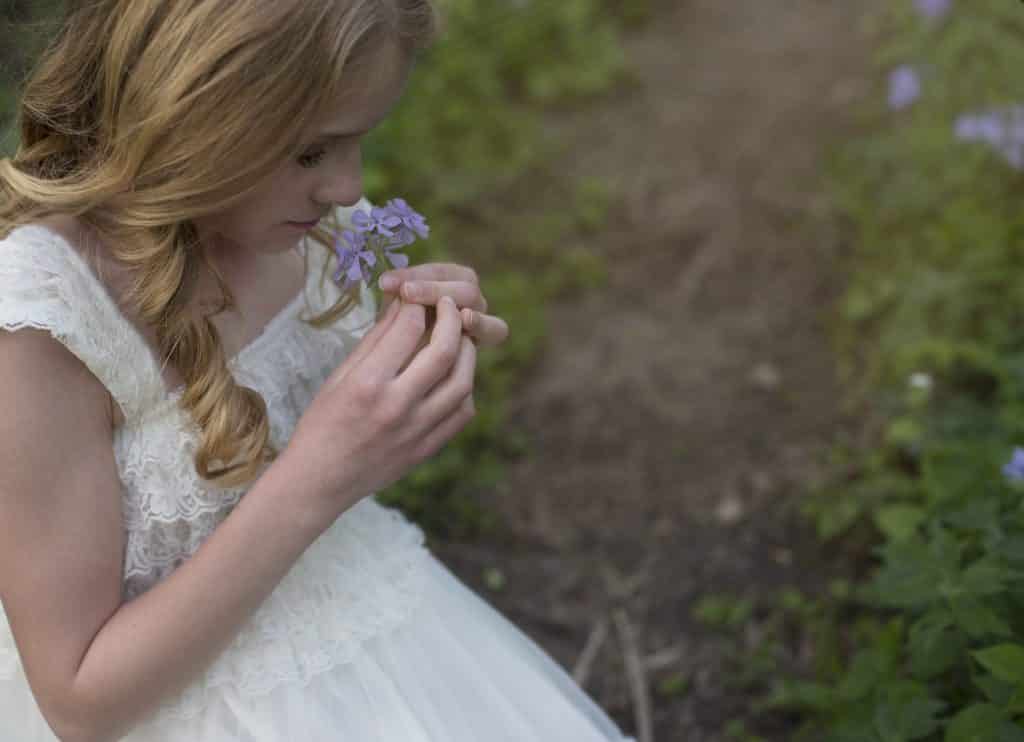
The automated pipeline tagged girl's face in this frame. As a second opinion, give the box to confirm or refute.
[195,40,412,266]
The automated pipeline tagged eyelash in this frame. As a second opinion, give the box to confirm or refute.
[297,146,328,169]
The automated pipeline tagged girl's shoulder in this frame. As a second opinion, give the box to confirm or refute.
[0,215,144,428]
[26,214,135,301]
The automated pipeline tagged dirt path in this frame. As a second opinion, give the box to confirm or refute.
[436,2,880,739]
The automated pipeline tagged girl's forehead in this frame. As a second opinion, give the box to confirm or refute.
[312,43,413,137]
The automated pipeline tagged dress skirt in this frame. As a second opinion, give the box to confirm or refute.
[1,555,636,741]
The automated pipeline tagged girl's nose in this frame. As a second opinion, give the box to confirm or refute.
[314,148,363,207]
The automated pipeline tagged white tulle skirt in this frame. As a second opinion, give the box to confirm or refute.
[2,555,634,741]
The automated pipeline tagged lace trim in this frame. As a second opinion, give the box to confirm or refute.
[116,277,376,527]
[115,295,374,589]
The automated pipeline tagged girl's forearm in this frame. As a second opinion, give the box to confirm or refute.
[57,452,347,742]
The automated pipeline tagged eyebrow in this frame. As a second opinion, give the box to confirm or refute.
[316,126,372,140]
[312,94,406,144]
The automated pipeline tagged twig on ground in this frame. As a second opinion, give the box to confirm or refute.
[613,608,654,742]
[644,642,684,672]
[573,615,610,687]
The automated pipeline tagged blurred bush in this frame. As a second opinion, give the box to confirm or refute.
[770,2,1024,739]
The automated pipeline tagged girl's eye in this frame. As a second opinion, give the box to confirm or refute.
[297,146,327,169]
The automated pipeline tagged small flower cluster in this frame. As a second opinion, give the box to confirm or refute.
[330,198,430,293]
[914,0,952,20]
[954,106,1024,170]
[885,1,953,112]
[888,65,923,111]
[886,2,1024,171]
[1004,447,1024,483]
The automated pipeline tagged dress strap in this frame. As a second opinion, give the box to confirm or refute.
[0,224,166,423]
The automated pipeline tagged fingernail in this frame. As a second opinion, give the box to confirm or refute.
[379,275,398,291]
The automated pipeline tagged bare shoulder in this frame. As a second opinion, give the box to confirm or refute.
[0,321,117,432]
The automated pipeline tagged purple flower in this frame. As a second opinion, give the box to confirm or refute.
[1004,448,1024,482]
[888,65,922,111]
[328,196,429,290]
[385,198,430,239]
[351,206,403,238]
[954,106,1024,171]
[914,0,952,20]
[333,229,377,289]
[383,245,410,269]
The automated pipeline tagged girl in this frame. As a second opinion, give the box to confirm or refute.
[0,1,635,741]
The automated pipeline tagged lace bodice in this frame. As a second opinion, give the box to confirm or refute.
[0,200,431,722]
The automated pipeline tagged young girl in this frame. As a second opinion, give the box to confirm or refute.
[0,1,635,741]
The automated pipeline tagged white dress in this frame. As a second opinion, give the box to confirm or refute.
[0,201,635,741]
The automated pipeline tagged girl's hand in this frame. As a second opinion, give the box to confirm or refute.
[288,296,476,517]
[377,263,510,348]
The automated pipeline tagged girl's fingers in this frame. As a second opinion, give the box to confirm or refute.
[460,309,509,348]
[380,263,479,289]
[394,296,464,399]
[366,301,437,381]
[416,334,477,438]
[398,280,487,314]
[324,298,402,392]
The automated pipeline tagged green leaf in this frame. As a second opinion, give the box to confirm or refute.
[656,672,690,698]
[872,681,946,741]
[922,445,996,506]
[1008,688,1024,716]
[482,566,506,592]
[974,673,1016,707]
[810,494,865,541]
[870,537,950,610]
[950,596,1014,640]
[973,644,1024,687]
[959,559,1010,599]
[996,534,1024,567]
[839,648,899,702]
[944,704,1017,742]
[908,609,964,679]
[875,504,927,542]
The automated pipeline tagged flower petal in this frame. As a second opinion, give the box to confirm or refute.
[386,252,410,269]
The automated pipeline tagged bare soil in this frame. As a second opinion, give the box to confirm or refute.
[435,1,883,740]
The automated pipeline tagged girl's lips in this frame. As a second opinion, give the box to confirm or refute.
[287,219,320,230]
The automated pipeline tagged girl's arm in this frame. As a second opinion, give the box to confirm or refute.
[0,329,345,742]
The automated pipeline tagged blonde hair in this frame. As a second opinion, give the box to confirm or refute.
[0,0,440,488]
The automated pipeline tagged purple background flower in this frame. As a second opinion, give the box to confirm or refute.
[888,65,922,111]
[914,0,952,21]
[1004,447,1024,482]
[954,106,1024,170]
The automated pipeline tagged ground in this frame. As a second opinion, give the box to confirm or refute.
[434,1,883,739]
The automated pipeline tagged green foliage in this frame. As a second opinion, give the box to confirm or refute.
[0,1,65,153]
[656,671,690,698]
[693,592,756,631]
[781,0,1024,739]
